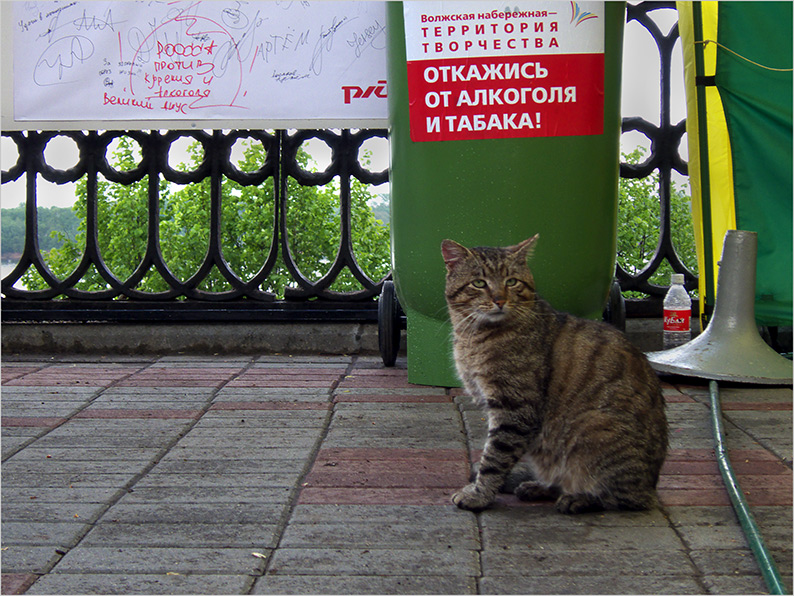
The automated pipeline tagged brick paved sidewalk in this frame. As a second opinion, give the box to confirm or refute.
[1,354,791,595]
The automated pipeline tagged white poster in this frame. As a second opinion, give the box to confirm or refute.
[12,1,388,124]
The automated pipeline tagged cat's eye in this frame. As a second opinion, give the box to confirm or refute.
[471,280,487,288]
[505,278,519,287]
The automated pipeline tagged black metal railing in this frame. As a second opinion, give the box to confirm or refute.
[2,1,688,322]
[620,1,692,316]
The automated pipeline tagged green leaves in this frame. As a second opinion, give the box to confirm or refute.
[22,135,391,299]
[617,148,697,295]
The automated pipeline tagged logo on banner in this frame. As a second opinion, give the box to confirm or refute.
[403,1,606,142]
[342,80,388,104]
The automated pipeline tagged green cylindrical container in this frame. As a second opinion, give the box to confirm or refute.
[387,3,625,386]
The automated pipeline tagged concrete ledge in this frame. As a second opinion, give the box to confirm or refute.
[2,319,664,355]
[1,322,405,356]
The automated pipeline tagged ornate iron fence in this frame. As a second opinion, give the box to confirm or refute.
[2,1,689,323]
[619,1,692,316]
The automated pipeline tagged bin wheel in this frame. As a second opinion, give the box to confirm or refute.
[378,281,401,367]
[603,279,626,332]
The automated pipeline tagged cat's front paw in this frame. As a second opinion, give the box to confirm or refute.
[452,483,494,512]
[514,480,559,502]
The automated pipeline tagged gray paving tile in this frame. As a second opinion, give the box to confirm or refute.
[267,547,479,576]
[1,459,153,476]
[26,572,253,595]
[1,522,90,548]
[98,503,286,524]
[479,575,704,594]
[1,403,87,416]
[116,486,293,503]
[480,504,669,527]
[1,487,120,503]
[1,472,138,488]
[156,447,314,462]
[288,504,473,525]
[702,573,792,595]
[145,458,307,473]
[172,435,319,449]
[81,521,280,548]
[214,388,333,400]
[689,547,776,577]
[280,520,479,549]
[481,548,696,576]
[481,523,683,551]
[5,447,161,462]
[2,502,107,524]
[195,412,328,428]
[0,545,63,574]
[253,574,477,594]
[52,546,263,574]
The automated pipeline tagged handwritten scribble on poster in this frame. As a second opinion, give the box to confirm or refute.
[13,1,388,123]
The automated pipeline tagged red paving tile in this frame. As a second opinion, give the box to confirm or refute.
[1,417,66,428]
[659,448,793,507]
[116,368,240,388]
[209,402,330,411]
[660,488,792,507]
[302,448,469,499]
[664,392,698,403]
[241,368,347,376]
[333,393,451,403]
[1,367,44,382]
[225,380,337,388]
[226,369,344,387]
[305,469,466,489]
[316,448,467,462]
[662,459,790,476]
[662,386,698,403]
[659,474,792,491]
[722,402,792,411]
[1,573,39,595]
[4,377,117,387]
[337,376,419,389]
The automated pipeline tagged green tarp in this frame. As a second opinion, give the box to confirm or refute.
[715,1,793,326]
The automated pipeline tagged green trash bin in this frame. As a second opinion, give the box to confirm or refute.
[385,2,626,386]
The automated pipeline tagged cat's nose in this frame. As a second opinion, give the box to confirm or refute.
[493,297,506,309]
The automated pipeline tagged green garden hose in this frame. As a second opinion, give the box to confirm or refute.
[709,380,788,595]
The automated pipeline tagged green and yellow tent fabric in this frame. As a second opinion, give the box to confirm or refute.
[678,1,792,327]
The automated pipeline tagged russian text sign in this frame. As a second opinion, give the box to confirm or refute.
[403,1,605,142]
[11,1,387,125]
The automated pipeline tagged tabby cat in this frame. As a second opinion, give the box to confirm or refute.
[441,235,668,514]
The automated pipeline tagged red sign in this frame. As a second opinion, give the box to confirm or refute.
[403,2,606,142]
[407,53,604,141]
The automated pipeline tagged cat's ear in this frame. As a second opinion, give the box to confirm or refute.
[441,239,471,272]
[509,234,539,262]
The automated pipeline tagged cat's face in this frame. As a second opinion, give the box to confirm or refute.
[441,236,538,328]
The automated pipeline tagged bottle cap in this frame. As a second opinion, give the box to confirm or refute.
[671,273,685,285]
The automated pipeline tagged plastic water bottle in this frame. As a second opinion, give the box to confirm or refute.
[663,273,691,349]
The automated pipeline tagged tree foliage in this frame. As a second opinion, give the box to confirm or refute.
[1,204,80,256]
[617,147,697,295]
[22,136,391,297]
[18,140,695,301]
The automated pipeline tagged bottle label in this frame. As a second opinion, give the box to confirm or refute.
[664,309,691,332]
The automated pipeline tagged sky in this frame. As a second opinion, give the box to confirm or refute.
[0,3,687,210]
